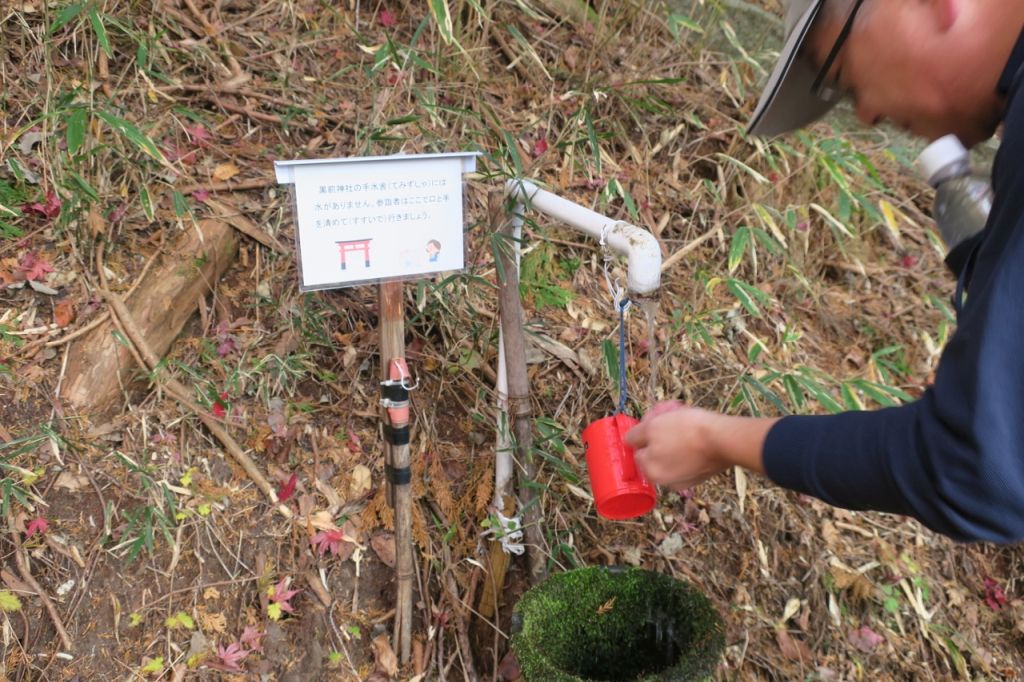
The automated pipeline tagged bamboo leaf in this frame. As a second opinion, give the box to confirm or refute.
[752,227,782,255]
[728,226,750,274]
[95,111,168,164]
[841,382,865,410]
[585,107,601,175]
[794,374,843,414]
[852,379,912,406]
[736,383,761,417]
[783,375,805,411]
[88,8,113,58]
[743,375,788,414]
[753,203,788,247]
[48,2,86,35]
[667,13,704,38]
[429,0,454,45]
[139,186,155,220]
[601,338,619,389]
[609,179,638,221]
[506,24,551,80]
[65,107,87,155]
[501,130,523,177]
[810,202,855,238]
[726,278,767,318]
[878,199,903,244]
[716,153,768,184]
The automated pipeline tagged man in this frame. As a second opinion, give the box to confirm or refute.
[624,0,1024,542]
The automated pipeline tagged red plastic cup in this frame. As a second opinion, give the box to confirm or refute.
[582,414,656,520]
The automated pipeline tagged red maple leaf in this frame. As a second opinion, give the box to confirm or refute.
[24,190,61,220]
[269,577,300,613]
[19,252,54,281]
[208,642,248,672]
[163,141,198,165]
[216,336,237,357]
[211,391,229,419]
[312,528,346,556]
[983,576,1007,611]
[185,125,214,149]
[277,473,298,502]
[107,202,128,223]
[346,428,361,454]
[26,517,48,536]
[847,625,884,652]
[239,625,265,653]
[378,8,396,26]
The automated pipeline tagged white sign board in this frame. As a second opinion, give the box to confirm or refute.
[275,152,479,291]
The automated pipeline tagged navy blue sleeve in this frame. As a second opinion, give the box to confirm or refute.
[762,42,1024,542]
[764,207,1024,543]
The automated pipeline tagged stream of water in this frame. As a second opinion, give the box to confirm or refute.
[637,297,660,408]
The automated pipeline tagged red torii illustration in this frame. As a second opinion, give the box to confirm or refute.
[336,239,372,270]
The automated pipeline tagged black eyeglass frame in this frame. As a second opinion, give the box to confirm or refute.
[810,0,867,100]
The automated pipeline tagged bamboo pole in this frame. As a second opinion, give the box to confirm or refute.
[480,193,525,617]
[379,281,414,665]
[495,220,547,586]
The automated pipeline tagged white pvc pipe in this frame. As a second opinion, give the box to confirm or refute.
[505,179,662,296]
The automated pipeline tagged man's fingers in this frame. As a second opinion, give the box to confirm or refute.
[632,447,653,479]
[642,400,684,422]
[624,422,646,448]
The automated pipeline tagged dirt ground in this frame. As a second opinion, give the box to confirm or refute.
[2,1,1024,680]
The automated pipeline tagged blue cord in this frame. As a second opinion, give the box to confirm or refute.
[616,298,629,415]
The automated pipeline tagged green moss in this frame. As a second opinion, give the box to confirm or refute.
[511,567,725,681]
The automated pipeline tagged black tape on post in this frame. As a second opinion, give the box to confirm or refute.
[384,425,410,446]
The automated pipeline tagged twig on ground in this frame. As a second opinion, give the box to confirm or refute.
[6,512,73,651]
[176,177,276,195]
[181,0,250,88]
[199,96,323,135]
[47,242,163,348]
[204,198,288,252]
[97,280,290,518]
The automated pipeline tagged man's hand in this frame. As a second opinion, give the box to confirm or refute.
[624,401,779,490]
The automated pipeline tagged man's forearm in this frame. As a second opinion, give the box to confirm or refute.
[706,414,779,475]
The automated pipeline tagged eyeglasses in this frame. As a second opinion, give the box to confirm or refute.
[811,0,866,101]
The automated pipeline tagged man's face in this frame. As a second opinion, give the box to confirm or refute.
[803,0,1001,145]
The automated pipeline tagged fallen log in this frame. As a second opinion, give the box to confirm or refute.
[61,218,239,421]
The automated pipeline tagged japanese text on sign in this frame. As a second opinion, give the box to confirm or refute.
[275,153,477,291]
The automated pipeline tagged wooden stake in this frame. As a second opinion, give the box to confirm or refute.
[495,224,547,586]
[379,281,414,665]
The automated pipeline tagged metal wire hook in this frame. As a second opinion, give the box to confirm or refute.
[392,359,418,391]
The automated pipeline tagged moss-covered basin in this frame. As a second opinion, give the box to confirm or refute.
[510,566,725,681]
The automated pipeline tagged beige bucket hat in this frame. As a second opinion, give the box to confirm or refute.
[747,0,844,136]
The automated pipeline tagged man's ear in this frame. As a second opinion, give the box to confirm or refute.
[927,0,959,32]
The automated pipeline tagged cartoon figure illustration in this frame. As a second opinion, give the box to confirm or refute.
[337,239,372,270]
[426,239,441,263]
